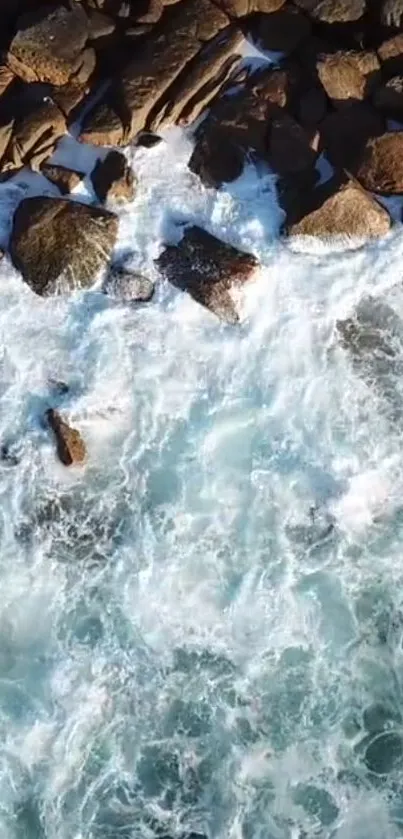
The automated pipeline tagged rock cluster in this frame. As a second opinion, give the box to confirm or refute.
[0,0,400,256]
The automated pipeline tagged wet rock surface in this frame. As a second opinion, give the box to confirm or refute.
[91,150,136,203]
[41,163,85,195]
[286,176,391,239]
[10,197,118,296]
[156,225,258,322]
[104,267,155,301]
[46,408,86,467]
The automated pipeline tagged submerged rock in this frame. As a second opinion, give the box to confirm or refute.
[104,267,154,302]
[10,197,118,296]
[156,225,258,322]
[91,150,136,203]
[46,409,86,467]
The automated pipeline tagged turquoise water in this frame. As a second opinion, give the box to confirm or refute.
[0,132,403,838]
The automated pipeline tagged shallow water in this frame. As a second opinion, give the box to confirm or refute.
[0,128,403,839]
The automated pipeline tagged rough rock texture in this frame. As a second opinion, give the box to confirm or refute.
[46,409,86,467]
[293,0,366,23]
[79,99,125,146]
[118,0,233,140]
[0,96,66,175]
[287,177,391,239]
[91,150,136,202]
[317,49,380,107]
[149,26,243,131]
[189,64,298,186]
[216,0,286,15]
[10,197,118,296]
[319,102,384,169]
[41,163,85,194]
[377,34,403,77]
[156,225,258,322]
[250,4,312,54]
[355,132,403,194]
[104,267,155,301]
[7,4,90,86]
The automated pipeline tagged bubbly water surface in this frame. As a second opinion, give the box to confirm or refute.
[0,129,403,839]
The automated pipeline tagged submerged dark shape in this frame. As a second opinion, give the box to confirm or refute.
[336,297,403,420]
[104,267,155,302]
[156,225,258,322]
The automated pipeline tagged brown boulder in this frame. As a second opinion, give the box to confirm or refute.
[10,197,118,296]
[250,4,312,55]
[79,99,125,146]
[317,49,380,107]
[319,103,384,169]
[156,225,258,322]
[0,96,66,174]
[355,132,403,194]
[7,4,90,86]
[377,34,403,77]
[286,176,391,239]
[189,124,245,187]
[46,409,86,467]
[119,0,230,140]
[91,150,136,203]
[41,163,85,195]
[215,0,286,15]
[189,63,298,186]
[149,26,243,131]
[293,0,366,22]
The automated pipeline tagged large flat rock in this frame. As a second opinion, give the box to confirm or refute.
[10,197,118,296]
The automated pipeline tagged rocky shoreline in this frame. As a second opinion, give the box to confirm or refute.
[0,0,403,463]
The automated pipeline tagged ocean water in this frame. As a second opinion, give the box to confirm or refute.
[0,127,403,839]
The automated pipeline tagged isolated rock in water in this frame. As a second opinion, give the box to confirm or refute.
[355,132,403,194]
[46,409,86,467]
[7,4,89,86]
[10,197,118,296]
[104,267,154,302]
[319,103,384,169]
[317,50,380,107]
[41,163,85,195]
[156,225,258,323]
[91,151,136,203]
[293,0,365,22]
[287,177,391,239]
